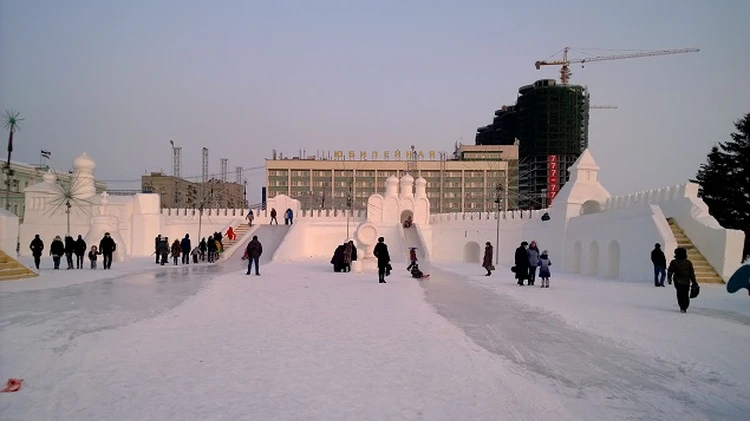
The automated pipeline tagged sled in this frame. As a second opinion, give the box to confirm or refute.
[1,378,23,393]
[726,265,750,295]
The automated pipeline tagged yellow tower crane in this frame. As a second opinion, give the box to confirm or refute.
[535,47,700,85]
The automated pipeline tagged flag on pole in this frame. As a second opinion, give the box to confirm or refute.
[41,150,51,159]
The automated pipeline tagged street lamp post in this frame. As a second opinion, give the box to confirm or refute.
[346,186,352,240]
[3,110,23,211]
[494,183,503,265]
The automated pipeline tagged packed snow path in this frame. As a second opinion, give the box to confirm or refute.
[422,266,750,420]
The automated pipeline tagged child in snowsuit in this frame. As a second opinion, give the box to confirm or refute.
[171,239,181,265]
[410,263,425,278]
[538,250,552,288]
[191,246,200,264]
[88,245,100,269]
[406,247,418,271]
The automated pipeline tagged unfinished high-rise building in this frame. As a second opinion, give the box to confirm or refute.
[475,79,590,209]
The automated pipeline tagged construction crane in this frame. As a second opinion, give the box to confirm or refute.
[591,105,617,110]
[535,47,700,85]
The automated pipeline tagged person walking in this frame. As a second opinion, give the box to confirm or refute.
[286,208,294,225]
[226,226,236,241]
[199,237,207,261]
[270,208,278,225]
[527,241,540,286]
[99,232,117,270]
[191,246,200,264]
[88,245,100,269]
[343,241,353,272]
[514,241,530,286]
[74,235,87,269]
[667,247,699,313]
[348,240,358,264]
[483,242,495,276]
[50,235,65,270]
[154,234,162,264]
[246,210,254,227]
[64,235,75,270]
[207,237,217,263]
[245,235,263,275]
[158,237,169,265]
[171,239,182,265]
[29,234,44,270]
[373,237,391,283]
[538,250,552,288]
[181,234,191,265]
[651,243,667,287]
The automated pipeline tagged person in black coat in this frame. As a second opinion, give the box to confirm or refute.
[199,238,207,261]
[29,234,44,270]
[180,234,191,265]
[158,237,170,265]
[331,244,346,272]
[154,234,162,264]
[348,240,358,263]
[651,243,667,287]
[98,232,117,270]
[245,235,263,275]
[373,237,391,284]
[207,237,217,263]
[64,235,76,270]
[50,235,65,270]
[74,235,87,269]
[514,241,530,286]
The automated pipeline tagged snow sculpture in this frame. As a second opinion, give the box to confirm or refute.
[550,149,610,220]
[366,174,430,226]
[72,152,97,199]
[385,175,399,198]
[356,222,379,260]
[399,173,414,199]
[85,191,127,262]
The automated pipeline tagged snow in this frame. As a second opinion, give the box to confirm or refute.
[0,257,203,293]
[1,258,749,420]
[0,262,573,421]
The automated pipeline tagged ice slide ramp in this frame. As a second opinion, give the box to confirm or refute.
[403,225,429,263]
[220,225,291,265]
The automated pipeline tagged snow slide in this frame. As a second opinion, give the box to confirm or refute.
[221,225,291,264]
[403,224,429,263]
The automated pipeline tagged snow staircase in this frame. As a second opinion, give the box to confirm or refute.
[0,250,38,281]
[221,223,252,254]
[666,218,724,284]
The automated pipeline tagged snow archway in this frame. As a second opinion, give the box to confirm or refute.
[588,241,600,276]
[463,242,481,263]
[572,241,582,273]
[608,240,621,279]
[580,200,602,215]
[400,210,414,225]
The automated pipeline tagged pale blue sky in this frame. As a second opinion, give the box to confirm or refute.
[1,0,749,200]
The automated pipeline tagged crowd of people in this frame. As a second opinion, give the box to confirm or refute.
[28,232,116,270]
[154,231,228,266]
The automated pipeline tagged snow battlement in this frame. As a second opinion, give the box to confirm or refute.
[604,183,700,212]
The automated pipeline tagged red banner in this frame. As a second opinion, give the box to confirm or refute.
[547,155,559,203]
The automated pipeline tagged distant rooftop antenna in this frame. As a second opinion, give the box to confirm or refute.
[220,158,228,182]
[202,147,209,183]
[235,166,242,184]
[170,140,182,178]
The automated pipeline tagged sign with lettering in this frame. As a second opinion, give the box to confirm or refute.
[322,150,440,161]
[547,155,559,203]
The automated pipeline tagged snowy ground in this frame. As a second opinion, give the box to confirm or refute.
[1,258,748,420]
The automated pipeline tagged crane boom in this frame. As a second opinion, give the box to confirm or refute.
[535,47,700,85]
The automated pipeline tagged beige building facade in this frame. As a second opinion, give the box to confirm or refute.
[1,159,106,220]
[266,145,518,213]
[141,173,245,209]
